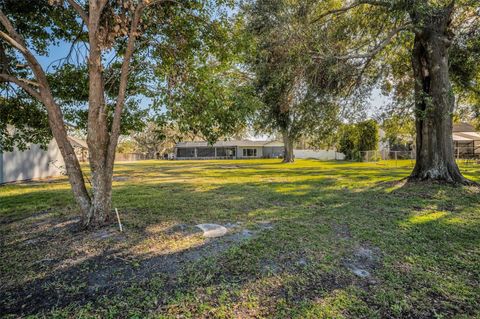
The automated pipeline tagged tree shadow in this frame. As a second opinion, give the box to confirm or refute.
[1,162,479,317]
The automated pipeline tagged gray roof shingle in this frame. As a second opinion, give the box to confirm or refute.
[175,140,280,148]
[453,122,476,133]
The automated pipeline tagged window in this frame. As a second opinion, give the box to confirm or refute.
[197,147,215,157]
[177,148,195,158]
[217,148,235,157]
[242,148,257,157]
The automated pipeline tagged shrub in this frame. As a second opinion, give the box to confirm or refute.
[338,120,379,160]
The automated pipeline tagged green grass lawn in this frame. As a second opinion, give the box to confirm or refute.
[1,159,479,318]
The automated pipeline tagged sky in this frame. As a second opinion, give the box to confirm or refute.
[38,41,390,113]
[34,10,392,144]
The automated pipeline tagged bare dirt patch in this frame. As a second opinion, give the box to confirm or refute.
[0,216,273,317]
[343,245,381,282]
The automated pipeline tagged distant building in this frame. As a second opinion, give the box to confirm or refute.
[0,136,87,184]
[68,136,89,162]
[174,140,284,160]
[453,122,480,158]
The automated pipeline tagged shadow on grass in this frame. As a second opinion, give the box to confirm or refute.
[1,162,479,317]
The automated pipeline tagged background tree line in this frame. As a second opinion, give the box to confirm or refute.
[1,0,479,229]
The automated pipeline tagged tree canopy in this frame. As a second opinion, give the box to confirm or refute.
[0,0,238,227]
[243,0,358,162]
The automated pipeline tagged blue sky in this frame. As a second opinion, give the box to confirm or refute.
[37,41,389,115]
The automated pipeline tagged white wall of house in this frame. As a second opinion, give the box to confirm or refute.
[1,139,64,183]
[294,149,345,160]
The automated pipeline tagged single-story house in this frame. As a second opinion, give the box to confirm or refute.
[68,136,89,162]
[453,122,480,158]
[174,140,284,160]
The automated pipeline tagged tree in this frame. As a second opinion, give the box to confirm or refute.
[338,119,379,160]
[0,0,227,228]
[314,0,480,184]
[244,0,346,163]
[450,23,480,129]
[158,13,260,146]
[164,60,260,144]
[130,120,180,158]
[381,114,415,151]
[0,96,51,152]
[357,119,379,153]
[338,124,359,160]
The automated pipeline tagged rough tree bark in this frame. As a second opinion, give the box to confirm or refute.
[84,2,112,226]
[82,0,146,227]
[409,5,472,184]
[282,131,295,163]
[0,0,148,229]
[0,10,93,216]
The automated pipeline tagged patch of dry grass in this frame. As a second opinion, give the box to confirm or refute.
[1,159,479,318]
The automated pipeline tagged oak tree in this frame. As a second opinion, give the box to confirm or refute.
[314,0,480,183]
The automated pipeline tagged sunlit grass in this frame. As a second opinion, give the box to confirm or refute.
[1,159,479,318]
[407,211,448,224]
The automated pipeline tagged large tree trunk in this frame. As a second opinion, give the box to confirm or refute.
[44,97,93,216]
[0,1,146,230]
[409,7,472,185]
[83,5,114,228]
[282,131,295,163]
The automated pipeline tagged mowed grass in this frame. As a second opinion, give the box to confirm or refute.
[1,159,479,318]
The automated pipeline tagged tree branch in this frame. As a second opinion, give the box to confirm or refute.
[0,73,41,100]
[107,2,146,162]
[0,10,91,213]
[311,0,391,24]
[0,11,27,47]
[0,30,27,54]
[0,10,50,85]
[65,0,89,25]
[313,24,411,61]
[340,24,411,60]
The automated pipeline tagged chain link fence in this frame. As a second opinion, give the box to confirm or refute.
[360,150,415,163]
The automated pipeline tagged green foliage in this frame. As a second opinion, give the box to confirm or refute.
[0,96,51,152]
[381,115,415,151]
[141,1,256,144]
[244,0,349,145]
[310,0,480,129]
[450,26,480,128]
[1,0,234,149]
[130,119,176,157]
[357,120,379,152]
[165,61,260,144]
[0,0,84,149]
[338,124,359,161]
[116,140,136,154]
[338,119,379,160]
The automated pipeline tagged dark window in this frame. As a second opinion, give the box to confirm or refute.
[242,148,257,157]
[216,147,227,157]
[197,147,215,157]
[217,147,236,157]
[177,148,195,158]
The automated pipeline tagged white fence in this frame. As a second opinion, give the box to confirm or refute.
[294,149,345,160]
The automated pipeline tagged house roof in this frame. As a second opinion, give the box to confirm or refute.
[453,122,476,133]
[67,136,88,149]
[175,140,283,148]
[453,132,480,141]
